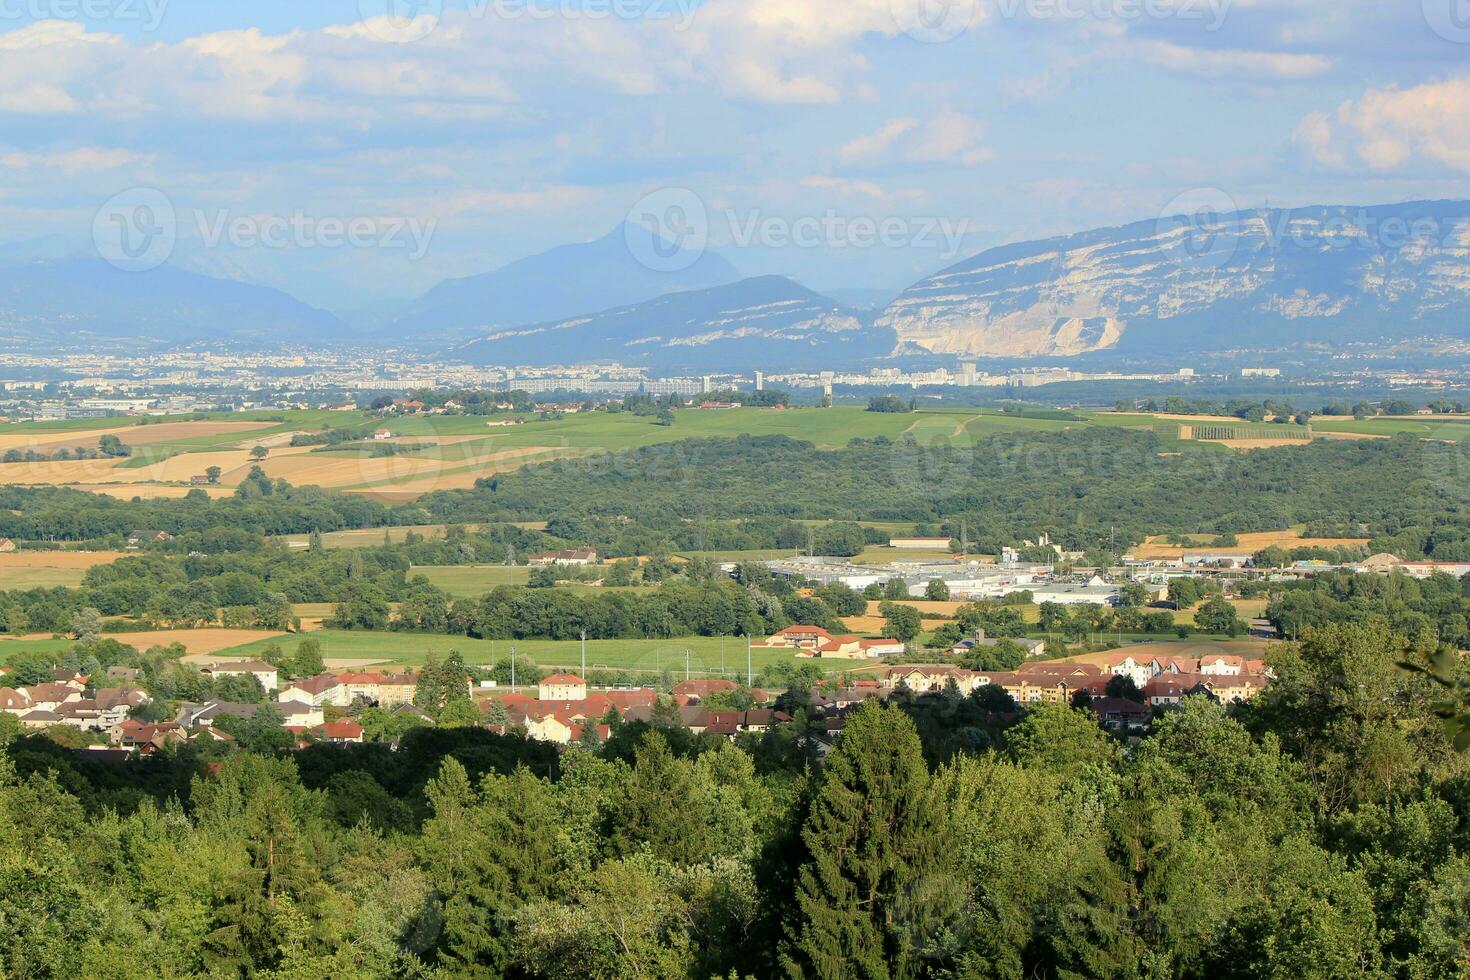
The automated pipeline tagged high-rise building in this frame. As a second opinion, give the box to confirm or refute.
[754,371,765,391]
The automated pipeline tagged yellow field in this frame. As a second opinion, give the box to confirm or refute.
[69,484,238,500]
[6,627,289,655]
[0,550,127,588]
[0,420,269,456]
[1131,530,1370,559]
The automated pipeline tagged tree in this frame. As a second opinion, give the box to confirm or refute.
[924,579,950,601]
[1104,673,1144,702]
[1005,702,1117,780]
[413,651,472,719]
[787,702,959,978]
[205,465,223,484]
[70,607,102,642]
[1194,596,1247,636]
[254,592,292,631]
[289,638,324,679]
[250,445,269,460]
[880,602,922,644]
[1119,582,1150,608]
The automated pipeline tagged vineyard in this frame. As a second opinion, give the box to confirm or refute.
[1182,423,1313,442]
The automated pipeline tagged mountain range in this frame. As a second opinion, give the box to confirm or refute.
[4,200,1469,364]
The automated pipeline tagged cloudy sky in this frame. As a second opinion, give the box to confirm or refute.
[1,0,1468,308]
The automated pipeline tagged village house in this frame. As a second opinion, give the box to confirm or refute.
[754,625,904,659]
[312,720,365,744]
[199,660,279,693]
[539,673,588,701]
[0,537,16,552]
[1090,697,1152,732]
[527,549,599,567]
[127,529,173,548]
[888,536,954,550]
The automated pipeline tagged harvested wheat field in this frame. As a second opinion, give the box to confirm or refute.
[864,599,970,617]
[255,443,570,490]
[68,483,237,500]
[0,420,272,456]
[1131,529,1370,559]
[94,628,291,655]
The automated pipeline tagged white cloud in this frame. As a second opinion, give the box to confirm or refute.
[1296,78,1470,173]
[0,147,146,173]
[841,118,918,163]
[908,108,991,165]
[840,109,991,167]
[1133,39,1333,79]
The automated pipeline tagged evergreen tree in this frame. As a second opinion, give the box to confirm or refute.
[787,702,958,979]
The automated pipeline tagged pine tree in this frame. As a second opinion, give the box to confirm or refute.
[787,701,958,979]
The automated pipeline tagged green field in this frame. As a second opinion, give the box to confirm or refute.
[213,629,827,678]
[0,637,76,662]
[412,565,532,595]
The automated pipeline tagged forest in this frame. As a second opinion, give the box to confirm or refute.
[4,618,1470,978]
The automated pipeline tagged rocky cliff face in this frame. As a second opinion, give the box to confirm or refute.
[877,201,1470,356]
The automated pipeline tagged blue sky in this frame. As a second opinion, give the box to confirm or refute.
[1,0,1468,309]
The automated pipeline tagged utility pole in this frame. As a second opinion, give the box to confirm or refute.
[746,634,752,687]
[807,525,815,557]
[685,648,690,682]
[580,630,587,678]
[511,645,516,688]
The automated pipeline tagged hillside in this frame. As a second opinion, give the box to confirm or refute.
[448,275,894,371]
[877,200,1470,357]
[386,223,741,341]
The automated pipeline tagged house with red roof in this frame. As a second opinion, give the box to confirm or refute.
[312,720,364,743]
[538,673,588,700]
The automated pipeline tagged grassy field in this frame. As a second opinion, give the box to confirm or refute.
[212,629,824,677]
[0,551,128,588]
[412,565,532,595]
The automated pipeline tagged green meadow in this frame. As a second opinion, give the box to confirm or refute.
[213,628,825,678]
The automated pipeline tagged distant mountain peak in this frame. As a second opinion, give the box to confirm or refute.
[877,199,1470,357]
[385,223,741,342]
[448,275,892,371]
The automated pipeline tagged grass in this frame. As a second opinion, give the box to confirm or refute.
[0,637,74,663]
[274,525,491,550]
[0,567,91,588]
[412,565,532,595]
[213,629,826,677]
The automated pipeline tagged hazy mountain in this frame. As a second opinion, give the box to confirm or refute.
[878,200,1470,357]
[448,275,893,371]
[387,223,742,341]
[0,258,343,349]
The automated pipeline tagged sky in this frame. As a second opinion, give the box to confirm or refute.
[1,0,1468,309]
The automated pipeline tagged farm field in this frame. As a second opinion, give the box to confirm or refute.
[1044,638,1272,668]
[0,627,290,659]
[0,550,127,588]
[1130,528,1371,559]
[274,524,489,550]
[211,628,829,677]
[413,564,533,595]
